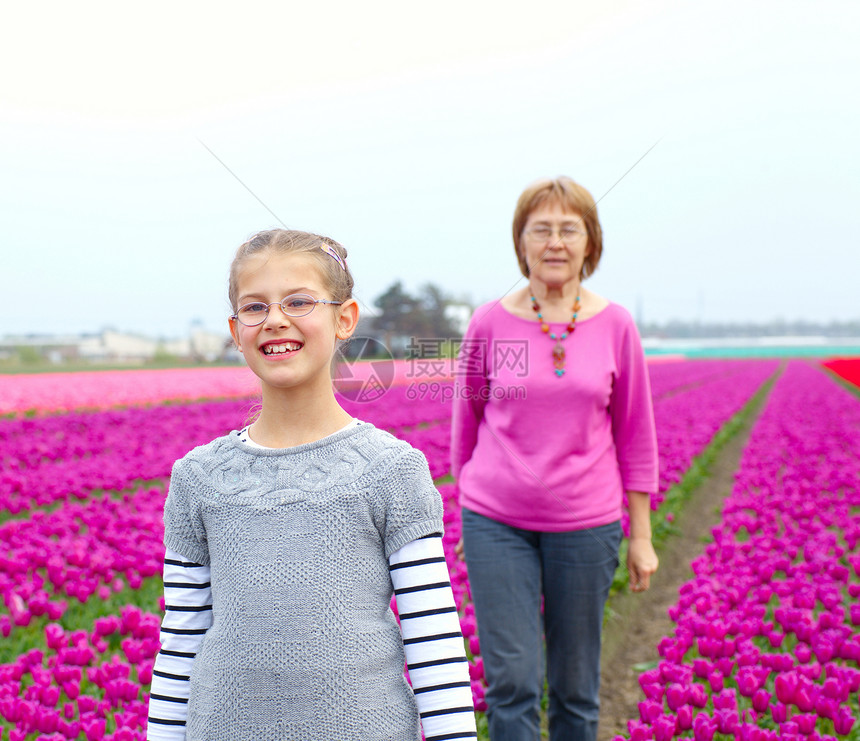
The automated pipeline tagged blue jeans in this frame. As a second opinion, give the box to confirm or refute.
[462,509,622,741]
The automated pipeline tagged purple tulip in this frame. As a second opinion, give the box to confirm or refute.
[468,658,483,681]
[714,708,740,734]
[638,700,663,724]
[640,682,665,702]
[665,682,686,711]
[834,706,856,735]
[687,682,708,708]
[794,713,817,734]
[752,689,771,713]
[766,631,785,648]
[712,688,737,711]
[793,680,815,712]
[707,670,723,693]
[777,721,800,738]
[770,701,788,724]
[84,718,106,741]
[692,659,711,679]
[627,720,653,740]
[676,704,693,731]
[692,712,716,741]
[815,696,837,724]
[653,714,676,741]
[774,672,798,704]
[468,635,480,656]
[736,669,760,697]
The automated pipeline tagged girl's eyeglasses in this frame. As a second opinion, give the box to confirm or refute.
[230,293,343,327]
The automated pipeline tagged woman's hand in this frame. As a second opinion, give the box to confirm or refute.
[455,537,464,560]
[626,491,657,592]
[627,536,658,592]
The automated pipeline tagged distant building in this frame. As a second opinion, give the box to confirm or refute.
[0,333,89,364]
[0,328,235,366]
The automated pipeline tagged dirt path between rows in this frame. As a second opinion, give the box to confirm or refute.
[597,386,772,740]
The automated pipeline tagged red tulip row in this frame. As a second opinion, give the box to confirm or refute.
[822,358,860,391]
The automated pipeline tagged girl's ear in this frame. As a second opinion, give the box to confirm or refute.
[335,299,360,340]
[228,317,243,353]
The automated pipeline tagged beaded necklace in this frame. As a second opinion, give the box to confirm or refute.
[530,293,581,377]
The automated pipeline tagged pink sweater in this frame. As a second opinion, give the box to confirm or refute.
[451,300,658,532]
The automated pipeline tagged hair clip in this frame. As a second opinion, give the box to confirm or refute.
[320,243,346,271]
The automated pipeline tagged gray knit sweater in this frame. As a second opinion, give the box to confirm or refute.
[163,423,444,741]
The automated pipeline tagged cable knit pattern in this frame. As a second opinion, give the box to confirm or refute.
[162,423,443,741]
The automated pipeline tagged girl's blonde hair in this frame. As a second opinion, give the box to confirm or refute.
[228,229,354,312]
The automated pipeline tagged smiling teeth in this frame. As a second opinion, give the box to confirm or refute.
[263,343,301,355]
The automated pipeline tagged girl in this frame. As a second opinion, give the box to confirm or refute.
[147,230,476,741]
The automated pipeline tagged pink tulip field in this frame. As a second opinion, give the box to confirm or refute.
[1,357,858,739]
[0,368,260,417]
[619,361,860,741]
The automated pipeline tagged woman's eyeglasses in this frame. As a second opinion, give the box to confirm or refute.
[230,293,343,327]
[524,225,586,244]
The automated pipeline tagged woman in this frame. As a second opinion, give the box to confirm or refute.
[451,176,659,741]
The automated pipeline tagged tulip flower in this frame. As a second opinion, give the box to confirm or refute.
[714,708,740,735]
[641,682,664,702]
[707,670,723,693]
[770,702,788,724]
[774,672,798,705]
[686,682,708,708]
[751,689,771,713]
[793,680,815,712]
[653,714,676,741]
[665,683,686,711]
[831,706,856,735]
[638,700,663,724]
[676,704,693,731]
[712,688,736,711]
[627,720,654,741]
[692,712,716,741]
[692,659,711,679]
[84,718,106,741]
[794,642,812,663]
[736,669,760,697]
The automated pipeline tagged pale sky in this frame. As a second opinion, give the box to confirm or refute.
[2,0,858,339]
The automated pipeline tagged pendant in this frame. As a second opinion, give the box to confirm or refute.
[530,293,579,378]
[553,341,566,376]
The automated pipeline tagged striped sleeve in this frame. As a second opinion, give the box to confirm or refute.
[147,548,213,740]
[390,535,477,741]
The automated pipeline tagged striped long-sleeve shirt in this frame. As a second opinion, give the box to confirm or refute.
[148,536,476,740]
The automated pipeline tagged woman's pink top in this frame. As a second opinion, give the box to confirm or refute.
[451,300,658,532]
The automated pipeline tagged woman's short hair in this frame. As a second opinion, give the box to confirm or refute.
[512,176,603,280]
